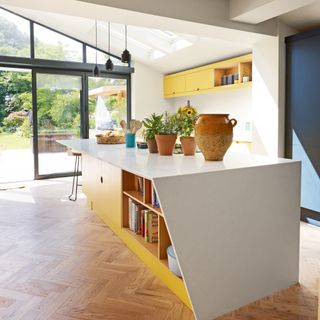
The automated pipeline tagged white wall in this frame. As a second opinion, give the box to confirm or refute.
[252,21,296,157]
[252,37,279,156]
[169,88,252,141]
[131,61,170,121]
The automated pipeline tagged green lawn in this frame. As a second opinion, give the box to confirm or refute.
[0,132,30,150]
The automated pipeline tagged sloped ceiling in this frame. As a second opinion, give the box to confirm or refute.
[2,5,252,74]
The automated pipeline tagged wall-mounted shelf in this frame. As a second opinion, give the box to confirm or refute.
[163,53,252,98]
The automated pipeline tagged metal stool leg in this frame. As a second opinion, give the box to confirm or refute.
[74,155,80,201]
[69,155,80,201]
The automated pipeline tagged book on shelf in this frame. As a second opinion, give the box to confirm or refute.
[144,210,149,242]
[137,176,144,196]
[128,198,133,231]
[128,199,143,234]
[144,210,158,243]
[151,186,160,208]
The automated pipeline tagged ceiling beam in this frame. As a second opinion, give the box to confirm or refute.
[230,0,316,24]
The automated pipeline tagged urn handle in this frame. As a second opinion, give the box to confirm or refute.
[229,118,237,127]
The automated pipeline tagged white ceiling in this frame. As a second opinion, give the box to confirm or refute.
[279,1,320,31]
[3,5,252,74]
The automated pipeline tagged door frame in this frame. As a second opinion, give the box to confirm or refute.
[32,69,86,180]
[32,69,131,180]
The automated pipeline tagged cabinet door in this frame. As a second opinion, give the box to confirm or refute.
[94,161,122,227]
[164,76,185,96]
[82,154,101,203]
[185,69,214,92]
[164,77,173,96]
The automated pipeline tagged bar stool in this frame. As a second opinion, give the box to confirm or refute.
[68,151,81,201]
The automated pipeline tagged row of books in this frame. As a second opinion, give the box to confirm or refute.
[136,175,160,209]
[128,198,158,243]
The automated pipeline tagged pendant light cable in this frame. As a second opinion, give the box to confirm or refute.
[121,24,131,64]
[95,20,98,65]
[93,20,100,76]
[108,22,111,55]
[125,25,127,50]
[106,21,114,71]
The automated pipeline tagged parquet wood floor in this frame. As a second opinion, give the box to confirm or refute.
[0,178,318,320]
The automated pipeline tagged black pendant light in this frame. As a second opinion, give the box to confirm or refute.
[105,22,114,71]
[121,25,131,64]
[93,20,100,77]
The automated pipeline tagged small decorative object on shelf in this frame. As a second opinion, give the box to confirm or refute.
[195,114,237,161]
[221,75,227,86]
[142,113,163,153]
[177,101,199,156]
[233,73,239,84]
[155,112,179,156]
[242,71,250,83]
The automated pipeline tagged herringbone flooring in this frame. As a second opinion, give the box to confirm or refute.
[0,179,318,320]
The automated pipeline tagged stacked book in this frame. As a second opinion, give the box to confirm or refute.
[152,187,160,208]
[128,198,158,243]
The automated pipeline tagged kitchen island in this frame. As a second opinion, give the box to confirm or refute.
[60,139,301,320]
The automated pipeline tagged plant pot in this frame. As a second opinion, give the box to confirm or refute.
[146,138,158,153]
[242,76,249,83]
[180,136,196,156]
[155,134,177,156]
[195,114,237,161]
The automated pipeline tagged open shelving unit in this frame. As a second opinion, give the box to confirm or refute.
[122,171,173,268]
[163,53,252,98]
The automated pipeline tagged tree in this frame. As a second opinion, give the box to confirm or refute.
[0,16,30,57]
[0,71,32,124]
[49,91,80,129]
[106,96,127,125]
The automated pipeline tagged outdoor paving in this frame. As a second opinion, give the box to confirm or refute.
[0,149,75,183]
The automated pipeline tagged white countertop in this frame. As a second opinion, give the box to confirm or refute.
[59,139,298,179]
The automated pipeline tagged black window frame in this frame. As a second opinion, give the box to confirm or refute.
[0,6,133,180]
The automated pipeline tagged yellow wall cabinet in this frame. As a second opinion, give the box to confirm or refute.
[163,75,185,96]
[185,69,214,92]
[163,53,252,98]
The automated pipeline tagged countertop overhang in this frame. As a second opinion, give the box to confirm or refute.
[59,138,299,179]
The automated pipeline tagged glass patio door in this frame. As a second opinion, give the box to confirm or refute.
[88,76,128,138]
[34,71,84,178]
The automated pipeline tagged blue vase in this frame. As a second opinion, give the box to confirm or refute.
[125,133,136,148]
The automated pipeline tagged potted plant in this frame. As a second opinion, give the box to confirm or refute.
[142,113,163,153]
[155,112,179,156]
[242,71,250,83]
[177,102,198,156]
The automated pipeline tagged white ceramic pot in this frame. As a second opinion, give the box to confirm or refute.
[243,76,250,83]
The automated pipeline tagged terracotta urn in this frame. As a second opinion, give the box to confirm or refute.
[155,134,177,156]
[195,114,237,161]
[180,137,196,156]
[146,138,158,153]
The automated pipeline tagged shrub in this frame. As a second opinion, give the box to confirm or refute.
[3,111,28,131]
